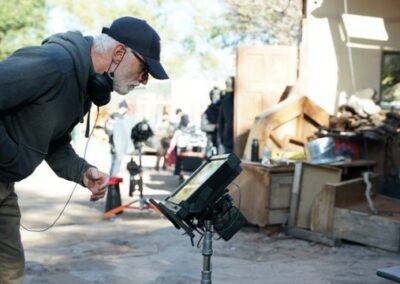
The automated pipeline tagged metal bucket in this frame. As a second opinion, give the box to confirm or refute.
[305,137,338,164]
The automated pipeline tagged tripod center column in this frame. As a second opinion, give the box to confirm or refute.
[201,220,213,283]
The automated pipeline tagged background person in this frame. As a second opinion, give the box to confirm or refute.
[166,113,191,180]
[154,112,175,171]
[109,102,142,177]
[0,16,168,283]
[218,77,234,154]
[201,86,221,155]
[104,99,128,156]
[171,108,183,130]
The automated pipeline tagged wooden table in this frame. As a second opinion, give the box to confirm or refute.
[229,161,294,227]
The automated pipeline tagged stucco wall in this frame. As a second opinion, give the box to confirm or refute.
[301,0,400,114]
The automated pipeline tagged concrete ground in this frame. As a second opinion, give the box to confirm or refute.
[15,137,400,284]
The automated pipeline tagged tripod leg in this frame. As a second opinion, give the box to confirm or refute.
[136,143,147,209]
[201,220,213,284]
[138,175,146,209]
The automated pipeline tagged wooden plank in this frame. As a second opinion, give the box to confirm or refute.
[284,227,341,247]
[310,184,336,235]
[241,161,294,173]
[334,160,377,181]
[296,113,304,139]
[296,163,342,229]
[303,100,331,127]
[333,207,400,252]
[269,133,284,149]
[289,136,306,146]
[269,209,290,224]
[288,162,303,227]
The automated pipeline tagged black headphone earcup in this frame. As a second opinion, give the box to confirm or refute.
[87,73,113,106]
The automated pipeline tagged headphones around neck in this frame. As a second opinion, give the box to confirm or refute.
[87,48,127,106]
[87,72,114,106]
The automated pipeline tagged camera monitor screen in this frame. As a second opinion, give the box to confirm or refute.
[167,154,241,208]
[172,159,225,202]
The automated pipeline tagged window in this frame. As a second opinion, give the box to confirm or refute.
[380,51,400,108]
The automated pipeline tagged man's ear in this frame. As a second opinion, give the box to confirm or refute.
[112,44,126,64]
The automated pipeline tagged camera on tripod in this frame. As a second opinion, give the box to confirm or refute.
[130,119,154,145]
[127,158,141,197]
[150,153,248,243]
[127,119,154,198]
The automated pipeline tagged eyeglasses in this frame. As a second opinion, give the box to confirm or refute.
[131,50,149,77]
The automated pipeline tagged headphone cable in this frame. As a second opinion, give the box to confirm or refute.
[21,107,100,232]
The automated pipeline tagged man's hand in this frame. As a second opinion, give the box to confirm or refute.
[82,167,109,201]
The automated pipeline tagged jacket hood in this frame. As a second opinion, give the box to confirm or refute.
[42,31,93,93]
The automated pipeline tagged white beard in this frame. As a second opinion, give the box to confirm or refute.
[113,76,140,95]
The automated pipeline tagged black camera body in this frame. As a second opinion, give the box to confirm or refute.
[150,153,247,242]
[131,119,154,144]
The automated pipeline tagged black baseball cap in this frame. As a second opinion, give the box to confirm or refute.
[102,16,169,80]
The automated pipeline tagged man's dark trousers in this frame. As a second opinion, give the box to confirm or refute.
[0,182,24,284]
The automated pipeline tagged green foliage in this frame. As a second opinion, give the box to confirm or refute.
[42,0,302,79]
[47,0,157,33]
[0,0,47,59]
[0,0,303,77]
[158,0,302,77]
[381,52,400,102]
[213,0,302,47]
[46,0,185,76]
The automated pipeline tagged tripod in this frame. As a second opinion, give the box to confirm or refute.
[128,141,148,209]
[103,141,156,219]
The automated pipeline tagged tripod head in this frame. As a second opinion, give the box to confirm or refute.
[127,158,141,176]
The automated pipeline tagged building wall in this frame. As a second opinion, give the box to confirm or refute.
[301,0,400,114]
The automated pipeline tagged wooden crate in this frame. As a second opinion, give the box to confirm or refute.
[310,175,400,252]
[311,175,378,235]
[229,162,294,227]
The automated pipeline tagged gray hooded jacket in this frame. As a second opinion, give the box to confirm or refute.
[0,31,96,183]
